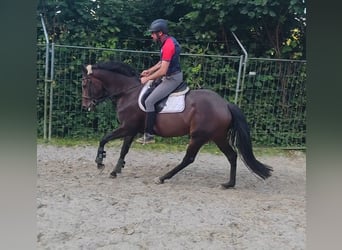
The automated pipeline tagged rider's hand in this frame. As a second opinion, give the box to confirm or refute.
[140,70,150,77]
[140,76,149,84]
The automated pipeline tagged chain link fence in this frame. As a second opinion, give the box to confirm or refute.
[37,44,306,147]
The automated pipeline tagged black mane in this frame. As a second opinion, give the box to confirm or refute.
[92,61,138,77]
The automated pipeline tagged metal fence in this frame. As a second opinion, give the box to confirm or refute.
[37,44,306,147]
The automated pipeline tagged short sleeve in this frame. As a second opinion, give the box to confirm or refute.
[161,38,175,61]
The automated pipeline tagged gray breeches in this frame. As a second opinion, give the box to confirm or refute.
[145,72,183,112]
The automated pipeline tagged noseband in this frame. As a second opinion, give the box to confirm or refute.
[82,75,108,107]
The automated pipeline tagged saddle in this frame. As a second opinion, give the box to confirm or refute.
[138,79,190,113]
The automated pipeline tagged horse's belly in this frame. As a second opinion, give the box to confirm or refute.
[155,114,189,137]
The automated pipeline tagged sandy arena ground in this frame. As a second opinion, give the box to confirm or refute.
[37,144,306,249]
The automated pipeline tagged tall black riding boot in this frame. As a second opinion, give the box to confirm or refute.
[136,112,156,144]
[145,111,156,135]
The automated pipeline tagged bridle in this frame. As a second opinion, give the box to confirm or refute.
[82,74,140,108]
[82,75,107,107]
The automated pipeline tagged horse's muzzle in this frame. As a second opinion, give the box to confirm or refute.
[82,101,96,111]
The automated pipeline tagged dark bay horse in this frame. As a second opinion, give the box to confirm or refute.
[81,61,272,188]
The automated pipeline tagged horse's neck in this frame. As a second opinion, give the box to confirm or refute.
[98,71,139,92]
[112,77,142,111]
[102,74,141,100]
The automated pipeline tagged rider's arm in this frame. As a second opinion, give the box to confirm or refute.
[141,61,162,76]
[146,60,170,79]
[144,37,175,79]
[141,38,175,83]
[140,60,170,84]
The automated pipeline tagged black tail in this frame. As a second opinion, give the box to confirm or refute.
[227,103,273,179]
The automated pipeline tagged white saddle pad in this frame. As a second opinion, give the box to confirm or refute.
[138,82,189,114]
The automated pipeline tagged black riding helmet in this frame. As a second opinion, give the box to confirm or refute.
[149,19,168,34]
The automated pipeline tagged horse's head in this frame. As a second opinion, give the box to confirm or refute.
[81,64,106,111]
[81,61,141,111]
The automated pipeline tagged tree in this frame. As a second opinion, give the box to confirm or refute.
[37,0,306,59]
[174,0,306,59]
[37,0,144,48]
[237,0,306,59]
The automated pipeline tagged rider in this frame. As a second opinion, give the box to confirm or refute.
[136,18,183,144]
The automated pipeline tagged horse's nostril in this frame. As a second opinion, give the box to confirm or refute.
[82,104,93,111]
[82,105,90,111]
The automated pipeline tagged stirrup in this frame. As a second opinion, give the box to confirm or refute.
[136,133,155,144]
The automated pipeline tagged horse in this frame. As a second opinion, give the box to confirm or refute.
[81,61,272,188]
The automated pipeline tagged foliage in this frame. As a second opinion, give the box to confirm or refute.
[36,1,306,147]
[37,0,306,58]
[174,0,306,59]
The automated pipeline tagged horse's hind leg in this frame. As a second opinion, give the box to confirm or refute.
[110,135,135,178]
[157,135,207,184]
[213,138,238,188]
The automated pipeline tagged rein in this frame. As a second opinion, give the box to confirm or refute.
[82,76,140,106]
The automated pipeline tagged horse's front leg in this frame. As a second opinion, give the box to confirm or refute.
[95,145,106,170]
[95,127,130,170]
[110,135,135,178]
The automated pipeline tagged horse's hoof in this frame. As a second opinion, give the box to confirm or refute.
[97,163,105,170]
[110,171,117,178]
[154,177,164,184]
[221,182,235,189]
[114,167,122,174]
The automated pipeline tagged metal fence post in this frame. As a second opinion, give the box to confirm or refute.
[232,32,248,106]
[235,55,244,104]
[40,14,49,141]
[48,43,55,141]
